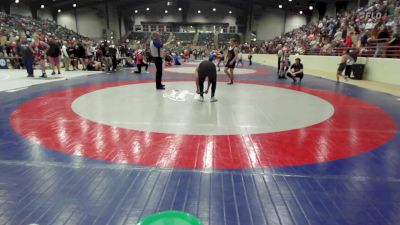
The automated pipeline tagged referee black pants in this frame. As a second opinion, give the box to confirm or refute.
[154,57,163,87]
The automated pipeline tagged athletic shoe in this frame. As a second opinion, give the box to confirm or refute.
[145,71,150,74]
[51,72,56,75]
[40,74,47,78]
[227,82,234,85]
[210,97,218,102]
[156,87,165,90]
[198,96,204,102]
[58,71,61,75]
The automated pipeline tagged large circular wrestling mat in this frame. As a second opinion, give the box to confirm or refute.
[10,80,397,169]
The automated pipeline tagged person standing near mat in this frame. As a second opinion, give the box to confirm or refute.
[276,44,283,74]
[61,41,70,71]
[150,32,175,90]
[195,60,218,102]
[16,36,35,77]
[30,35,49,78]
[47,37,61,75]
[336,50,353,83]
[248,51,253,66]
[224,38,239,85]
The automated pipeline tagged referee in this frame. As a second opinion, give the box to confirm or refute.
[150,32,175,90]
[196,60,218,102]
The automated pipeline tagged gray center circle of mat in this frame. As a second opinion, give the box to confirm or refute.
[72,82,334,135]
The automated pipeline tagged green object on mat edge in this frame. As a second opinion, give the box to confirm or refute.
[137,211,203,225]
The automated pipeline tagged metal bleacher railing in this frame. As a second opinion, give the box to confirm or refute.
[304,39,400,58]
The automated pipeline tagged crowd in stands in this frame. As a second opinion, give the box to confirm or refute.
[0,12,247,77]
[198,33,215,47]
[248,0,400,58]
[173,32,196,44]
[0,12,85,43]
[160,33,170,43]
[0,12,222,77]
[0,13,145,76]
[125,32,239,50]
[218,33,241,48]
[127,32,149,44]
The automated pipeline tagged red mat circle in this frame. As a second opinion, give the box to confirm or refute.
[10,80,397,169]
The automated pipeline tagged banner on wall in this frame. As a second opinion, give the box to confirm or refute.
[0,58,8,69]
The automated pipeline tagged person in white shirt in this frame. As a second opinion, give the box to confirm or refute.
[62,41,70,71]
[150,32,175,90]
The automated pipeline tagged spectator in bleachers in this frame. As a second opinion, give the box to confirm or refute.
[374,26,390,57]
[255,0,400,58]
[346,32,354,47]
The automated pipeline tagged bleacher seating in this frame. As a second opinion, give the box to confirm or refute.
[198,33,215,46]
[252,0,400,58]
[173,32,195,44]
[0,12,85,41]
[127,32,149,43]
[160,33,170,43]
[218,33,241,46]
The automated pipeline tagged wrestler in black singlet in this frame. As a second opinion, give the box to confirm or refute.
[225,47,237,69]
